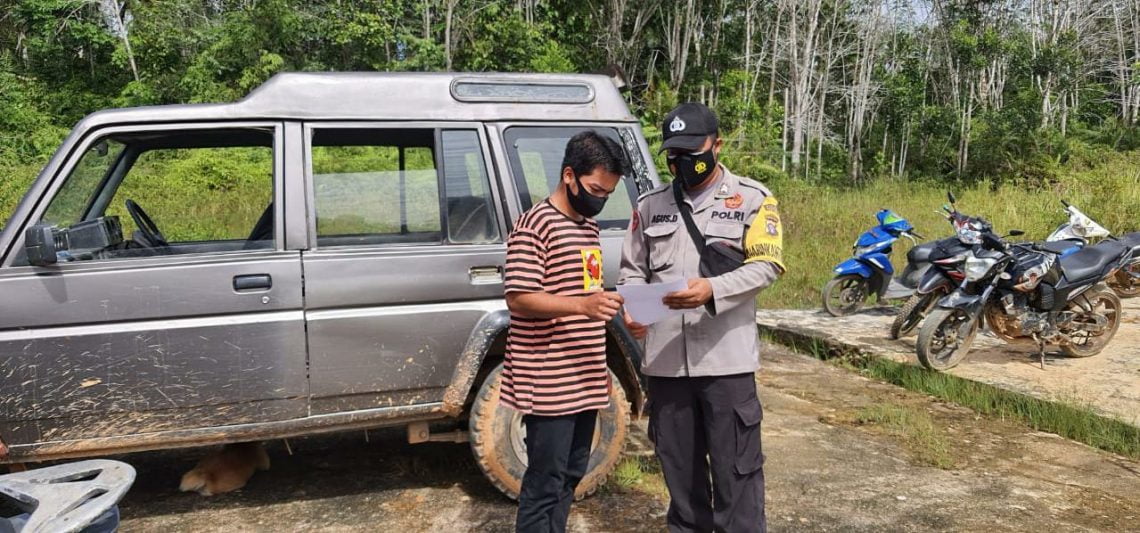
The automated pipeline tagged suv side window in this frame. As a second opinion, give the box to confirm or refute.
[16,128,276,265]
[311,128,500,247]
[503,126,638,230]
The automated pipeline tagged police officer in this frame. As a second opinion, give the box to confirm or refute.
[619,102,784,533]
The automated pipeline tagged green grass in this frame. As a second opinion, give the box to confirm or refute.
[602,455,668,498]
[850,404,957,469]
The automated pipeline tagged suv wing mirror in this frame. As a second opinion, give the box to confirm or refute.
[25,224,60,266]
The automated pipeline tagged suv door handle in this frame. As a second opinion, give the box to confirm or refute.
[233,274,273,292]
[468,266,503,285]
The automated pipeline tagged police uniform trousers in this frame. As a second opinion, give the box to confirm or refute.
[647,373,766,533]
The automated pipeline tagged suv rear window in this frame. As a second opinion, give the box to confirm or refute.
[503,127,638,230]
[311,128,500,247]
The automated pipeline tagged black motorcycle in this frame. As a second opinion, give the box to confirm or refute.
[915,230,1130,371]
[889,193,985,339]
[1109,232,1140,297]
[890,195,1087,339]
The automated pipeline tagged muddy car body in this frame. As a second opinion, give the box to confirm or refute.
[0,72,658,497]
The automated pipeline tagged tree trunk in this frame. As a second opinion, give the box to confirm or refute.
[445,0,455,71]
[763,3,783,130]
[782,87,790,172]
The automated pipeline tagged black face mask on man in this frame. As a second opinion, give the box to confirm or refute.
[566,175,608,218]
[670,150,717,189]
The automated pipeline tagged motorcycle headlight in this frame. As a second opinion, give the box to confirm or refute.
[957,227,982,245]
[854,244,880,256]
[965,256,998,281]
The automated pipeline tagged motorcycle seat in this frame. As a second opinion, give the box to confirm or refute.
[1038,240,1079,255]
[1119,232,1140,255]
[907,241,937,264]
[1059,240,1127,283]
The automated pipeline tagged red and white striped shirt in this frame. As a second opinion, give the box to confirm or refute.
[502,200,610,416]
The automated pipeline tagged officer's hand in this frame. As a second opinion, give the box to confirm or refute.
[579,291,623,321]
[664,278,713,309]
[624,310,648,340]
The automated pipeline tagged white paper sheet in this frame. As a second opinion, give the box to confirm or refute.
[617,280,688,326]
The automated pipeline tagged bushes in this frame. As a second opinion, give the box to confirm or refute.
[0,163,40,230]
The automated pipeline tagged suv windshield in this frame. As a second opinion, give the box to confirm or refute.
[503,126,638,230]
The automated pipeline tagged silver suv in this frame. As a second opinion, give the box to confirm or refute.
[0,72,659,498]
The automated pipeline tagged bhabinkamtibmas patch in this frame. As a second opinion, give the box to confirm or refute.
[744,196,786,272]
[582,248,604,291]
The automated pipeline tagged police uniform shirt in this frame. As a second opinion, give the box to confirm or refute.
[619,164,785,377]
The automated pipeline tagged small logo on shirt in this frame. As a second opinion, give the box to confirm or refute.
[582,249,603,291]
[766,215,780,236]
[725,193,743,209]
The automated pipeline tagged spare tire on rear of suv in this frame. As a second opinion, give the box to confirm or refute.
[468,363,629,500]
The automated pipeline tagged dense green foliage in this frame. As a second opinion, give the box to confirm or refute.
[5,1,1140,183]
[3,0,1140,308]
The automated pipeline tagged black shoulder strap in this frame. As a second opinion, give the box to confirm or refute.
[673,180,706,254]
[672,180,719,316]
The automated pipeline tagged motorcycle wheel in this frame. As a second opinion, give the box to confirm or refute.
[1061,289,1122,358]
[822,274,868,317]
[916,308,978,371]
[1109,266,1140,298]
[889,292,937,340]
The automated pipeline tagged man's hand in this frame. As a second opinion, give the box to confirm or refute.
[624,310,648,340]
[663,278,714,310]
[578,291,624,321]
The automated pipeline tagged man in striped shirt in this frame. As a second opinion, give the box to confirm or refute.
[503,130,633,533]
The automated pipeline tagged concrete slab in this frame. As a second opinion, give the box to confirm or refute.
[756,300,1140,427]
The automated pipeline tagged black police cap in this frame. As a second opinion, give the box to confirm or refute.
[660,102,719,152]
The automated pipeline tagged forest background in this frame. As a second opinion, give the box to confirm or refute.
[3,0,1140,307]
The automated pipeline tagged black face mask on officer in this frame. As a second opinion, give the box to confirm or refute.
[670,150,717,189]
[566,174,608,218]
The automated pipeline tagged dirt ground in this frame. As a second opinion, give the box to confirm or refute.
[115,344,1140,532]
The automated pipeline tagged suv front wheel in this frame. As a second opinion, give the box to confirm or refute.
[468,363,629,500]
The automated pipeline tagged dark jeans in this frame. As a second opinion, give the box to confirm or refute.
[648,374,766,533]
[516,409,598,533]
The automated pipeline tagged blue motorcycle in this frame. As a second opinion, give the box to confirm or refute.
[823,209,926,316]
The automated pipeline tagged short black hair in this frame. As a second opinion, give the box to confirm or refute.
[561,130,631,178]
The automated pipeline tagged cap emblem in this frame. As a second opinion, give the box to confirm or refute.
[669,116,687,132]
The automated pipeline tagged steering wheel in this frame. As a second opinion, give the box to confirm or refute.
[125,199,169,247]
